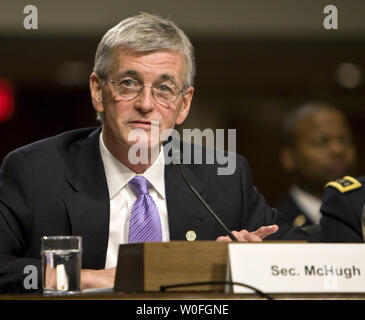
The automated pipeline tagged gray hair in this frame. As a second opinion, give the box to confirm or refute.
[93,13,196,122]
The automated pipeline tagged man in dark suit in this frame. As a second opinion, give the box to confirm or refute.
[0,13,311,292]
[278,102,357,229]
[319,176,365,242]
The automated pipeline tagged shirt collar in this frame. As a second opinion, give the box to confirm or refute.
[99,132,166,200]
[290,185,322,224]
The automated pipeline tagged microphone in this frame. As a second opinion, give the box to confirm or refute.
[172,150,238,241]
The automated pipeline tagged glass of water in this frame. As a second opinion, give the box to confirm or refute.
[41,236,82,295]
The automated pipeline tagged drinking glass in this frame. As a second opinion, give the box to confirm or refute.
[41,236,82,295]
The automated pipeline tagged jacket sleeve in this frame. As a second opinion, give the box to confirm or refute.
[319,186,363,242]
[0,150,42,292]
[238,156,313,241]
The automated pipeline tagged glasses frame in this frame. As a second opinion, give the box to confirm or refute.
[108,79,186,104]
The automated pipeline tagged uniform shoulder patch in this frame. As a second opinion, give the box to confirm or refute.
[325,176,362,193]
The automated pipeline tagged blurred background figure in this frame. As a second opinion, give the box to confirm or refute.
[278,102,358,228]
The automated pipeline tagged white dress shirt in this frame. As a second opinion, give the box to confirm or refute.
[99,133,170,269]
[290,185,322,224]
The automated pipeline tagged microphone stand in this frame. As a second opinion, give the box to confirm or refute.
[175,156,238,241]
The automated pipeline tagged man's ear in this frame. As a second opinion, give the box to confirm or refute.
[176,86,194,125]
[280,146,296,173]
[90,73,104,113]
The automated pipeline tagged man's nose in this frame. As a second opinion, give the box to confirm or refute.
[134,86,155,113]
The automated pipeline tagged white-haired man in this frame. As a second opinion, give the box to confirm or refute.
[0,13,311,293]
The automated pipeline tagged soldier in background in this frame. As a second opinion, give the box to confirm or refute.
[278,102,357,230]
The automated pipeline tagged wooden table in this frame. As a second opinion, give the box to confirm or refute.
[1,292,365,300]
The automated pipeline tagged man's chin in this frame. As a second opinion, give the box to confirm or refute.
[127,139,160,149]
[126,139,161,165]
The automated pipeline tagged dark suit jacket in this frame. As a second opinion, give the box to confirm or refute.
[319,176,365,242]
[278,193,314,228]
[0,127,311,292]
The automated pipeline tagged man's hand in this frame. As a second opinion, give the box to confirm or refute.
[216,225,279,242]
[43,264,57,290]
[81,268,116,290]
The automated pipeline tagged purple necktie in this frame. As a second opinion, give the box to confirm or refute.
[128,176,162,243]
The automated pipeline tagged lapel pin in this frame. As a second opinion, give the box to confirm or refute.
[186,230,197,241]
[293,214,306,227]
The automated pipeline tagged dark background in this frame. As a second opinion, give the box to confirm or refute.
[1,0,364,207]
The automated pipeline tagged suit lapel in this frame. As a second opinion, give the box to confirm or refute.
[61,130,216,267]
[62,128,110,269]
[165,163,214,241]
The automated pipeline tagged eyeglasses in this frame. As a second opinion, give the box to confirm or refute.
[108,78,185,104]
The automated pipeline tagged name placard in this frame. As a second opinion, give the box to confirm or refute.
[228,243,365,293]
